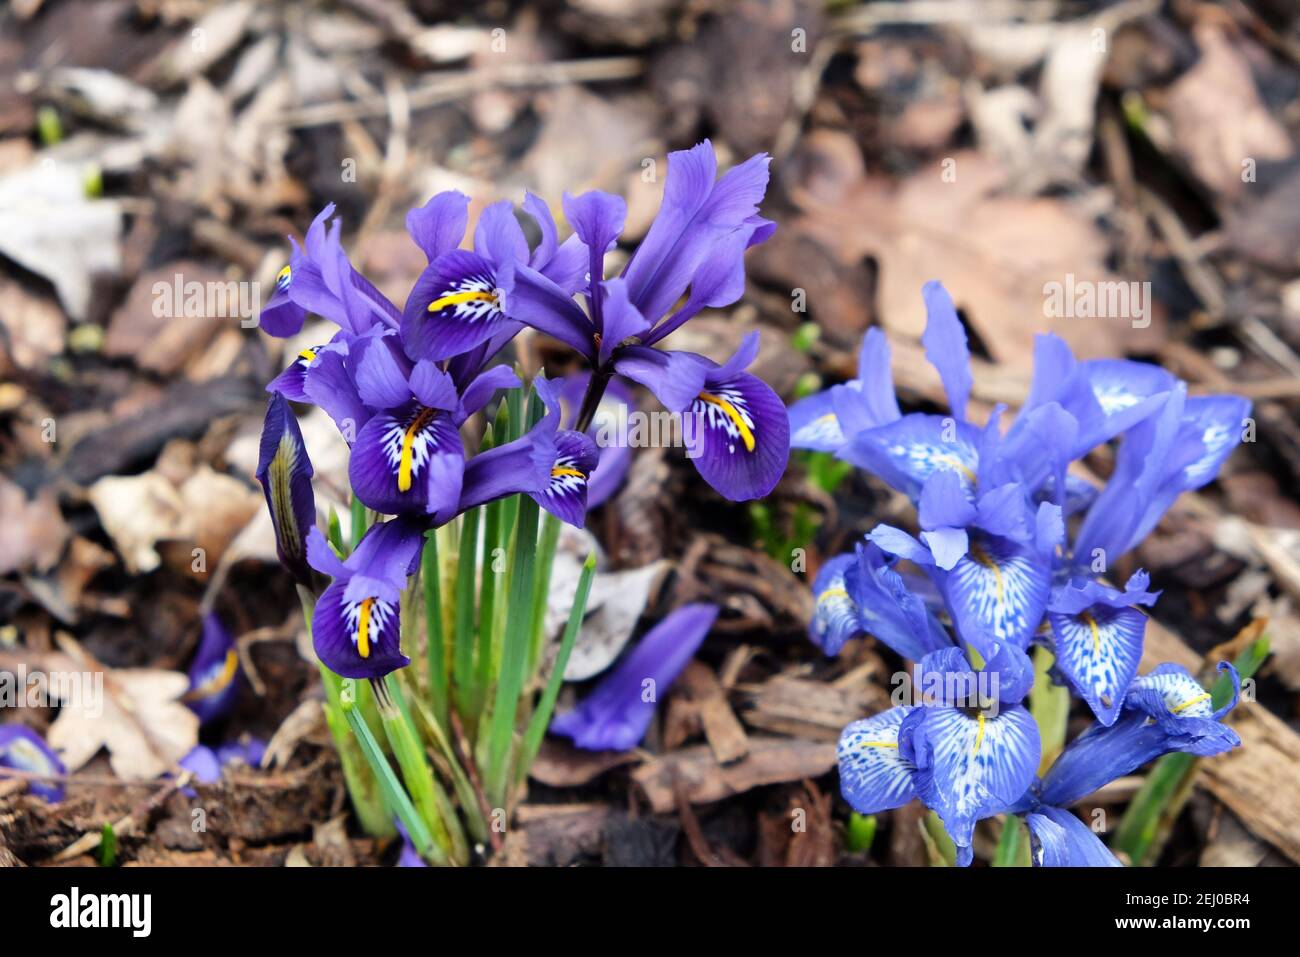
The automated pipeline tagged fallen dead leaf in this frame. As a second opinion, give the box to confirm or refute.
[791,150,1163,370]
[0,160,122,320]
[0,477,70,576]
[631,736,836,813]
[103,261,228,376]
[44,634,199,780]
[1164,24,1292,202]
[87,471,193,574]
[0,279,66,371]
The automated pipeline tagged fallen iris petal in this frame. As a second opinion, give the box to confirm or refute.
[185,613,241,725]
[0,725,65,802]
[550,604,719,751]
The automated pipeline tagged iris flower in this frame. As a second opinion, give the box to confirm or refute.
[796,279,1249,695]
[502,142,788,501]
[401,191,587,361]
[1015,661,1241,866]
[259,203,401,340]
[838,644,1041,866]
[184,612,242,725]
[0,725,65,802]
[305,517,425,680]
[1036,662,1241,809]
[550,603,719,750]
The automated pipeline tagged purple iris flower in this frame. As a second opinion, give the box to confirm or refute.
[838,644,1041,866]
[255,393,316,586]
[185,612,242,725]
[0,725,65,802]
[258,203,402,339]
[550,603,719,751]
[305,517,425,680]
[178,738,265,795]
[499,142,787,502]
[401,191,588,362]
[179,744,221,787]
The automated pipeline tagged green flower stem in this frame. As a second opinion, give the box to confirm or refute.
[516,553,596,788]
[378,675,468,865]
[405,686,490,846]
[451,508,481,723]
[483,493,540,810]
[341,683,441,864]
[349,493,368,551]
[421,531,448,728]
[475,465,504,718]
[526,511,562,677]
[1030,644,1069,775]
[299,586,391,839]
[921,811,956,866]
[991,814,1031,867]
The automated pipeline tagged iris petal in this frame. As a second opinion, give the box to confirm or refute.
[945,534,1050,657]
[1026,807,1122,867]
[1049,604,1145,726]
[843,413,981,501]
[401,250,516,361]
[838,707,919,814]
[313,580,409,679]
[348,403,464,516]
[686,370,789,502]
[904,704,1041,856]
[529,430,599,528]
[810,553,862,655]
[255,394,317,585]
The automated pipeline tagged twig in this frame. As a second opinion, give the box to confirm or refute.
[277,57,643,130]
